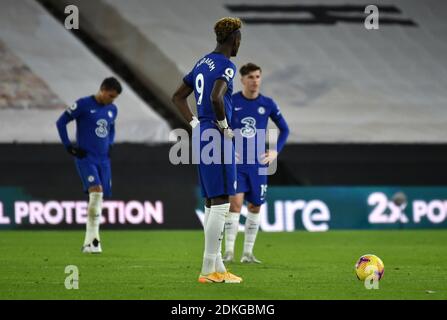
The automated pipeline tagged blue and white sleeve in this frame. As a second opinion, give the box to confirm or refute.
[217,62,236,85]
[56,100,83,148]
[183,70,194,88]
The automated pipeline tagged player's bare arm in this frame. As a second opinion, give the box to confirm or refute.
[172,82,196,125]
[211,79,233,139]
[210,79,227,122]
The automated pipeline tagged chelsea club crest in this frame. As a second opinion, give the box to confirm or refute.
[258,106,265,115]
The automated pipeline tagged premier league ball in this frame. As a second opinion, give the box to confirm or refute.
[355,254,385,281]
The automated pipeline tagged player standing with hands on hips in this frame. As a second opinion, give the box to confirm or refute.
[172,17,243,283]
[56,77,121,254]
[224,63,289,264]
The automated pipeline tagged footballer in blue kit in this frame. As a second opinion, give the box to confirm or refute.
[56,77,122,254]
[183,51,237,200]
[224,63,290,264]
[172,17,243,284]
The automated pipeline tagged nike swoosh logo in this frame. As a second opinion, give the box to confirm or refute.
[234,108,242,111]
[90,110,97,113]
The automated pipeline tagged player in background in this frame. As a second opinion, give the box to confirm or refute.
[56,77,121,254]
[224,63,289,263]
[172,17,243,283]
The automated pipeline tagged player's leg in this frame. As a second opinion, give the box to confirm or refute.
[213,199,227,274]
[199,194,242,283]
[199,199,225,283]
[203,198,211,227]
[214,152,243,282]
[210,196,242,283]
[75,160,103,254]
[199,195,228,283]
[241,202,262,263]
[196,130,223,283]
[198,125,241,283]
[84,184,103,254]
[223,192,244,263]
[201,195,227,275]
[241,170,267,263]
[85,160,112,253]
[224,169,249,262]
[202,198,226,274]
[197,160,225,283]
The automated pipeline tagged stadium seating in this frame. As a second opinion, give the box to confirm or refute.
[44,0,447,143]
[0,0,170,143]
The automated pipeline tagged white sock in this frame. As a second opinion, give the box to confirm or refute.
[243,212,260,255]
[83,192,103,246]
[201,203,229,275]
[206,206,227,273]
[225,211,240,254]
[203,206,210,229]
[215,237,227,273]
[203,206,226,273]
[202,206,217,274]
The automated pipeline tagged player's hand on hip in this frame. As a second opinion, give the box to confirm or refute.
[189,116,200,129]
[216,125,235,139]
[223,127,234,139]
[261,149,278,165]
[66,145,87,159]
[216,118,234,139]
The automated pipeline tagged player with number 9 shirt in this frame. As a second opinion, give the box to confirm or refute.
[172,17,243,284]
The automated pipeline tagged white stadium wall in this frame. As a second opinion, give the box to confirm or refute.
[41,0,447,143]
[0,0,171,143]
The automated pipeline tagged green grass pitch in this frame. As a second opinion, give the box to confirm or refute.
[0,230,446,299]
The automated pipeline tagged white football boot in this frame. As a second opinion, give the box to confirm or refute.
[240,253,262,264]
[82,238,102,254]
[223,251,235,263]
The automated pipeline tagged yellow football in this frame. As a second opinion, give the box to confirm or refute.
[355,254,385,281]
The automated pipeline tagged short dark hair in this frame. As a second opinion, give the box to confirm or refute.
[100,77,122,94]
[239,63,262,76]
[214,17,242,44]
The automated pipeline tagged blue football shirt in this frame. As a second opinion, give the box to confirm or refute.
[232,91,289,167]
[66,95,117,160]
[183,52,236,123]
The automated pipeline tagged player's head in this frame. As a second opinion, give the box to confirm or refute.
[214,17,242,57]
[98,77,122,105]
[240,63,262,93]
